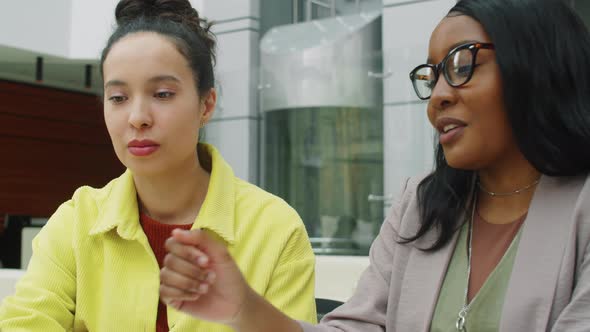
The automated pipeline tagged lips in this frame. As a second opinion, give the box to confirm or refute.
[442,123,461,133]
[435,117,467,145]
[127,139,160,156]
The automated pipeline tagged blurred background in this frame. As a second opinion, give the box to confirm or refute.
[1,0,587,300]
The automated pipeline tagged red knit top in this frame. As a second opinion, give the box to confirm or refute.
[140,212,193,332]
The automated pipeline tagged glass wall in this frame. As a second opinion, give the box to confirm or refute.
[259,4,385,255]
[260,0,383,34]
[263,107,383,255]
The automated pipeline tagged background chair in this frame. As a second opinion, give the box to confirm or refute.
[316,297,344,322]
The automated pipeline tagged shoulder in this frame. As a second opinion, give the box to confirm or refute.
[233,178,303,229]
[231,178,313,265]
[571,172,590,216]
[43,171,130,236]
[68,172,129,213]
[577,172,590,200]
[401,174,427,205]
[380,173,443,250]
[572,173,590,242]
[387,174,428,226]
[231,178,311,259]
[32,172,127,254]
[541,172,590,219]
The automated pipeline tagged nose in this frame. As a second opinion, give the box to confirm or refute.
[128,98,153,129]
[429,75,458,112]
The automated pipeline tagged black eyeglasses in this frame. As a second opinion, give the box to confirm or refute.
[409,42,495,100]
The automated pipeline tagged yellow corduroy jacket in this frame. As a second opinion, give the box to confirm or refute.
[0,144,317,331]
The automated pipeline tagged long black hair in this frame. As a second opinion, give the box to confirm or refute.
[405,0,590,251]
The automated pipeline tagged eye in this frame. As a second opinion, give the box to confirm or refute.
[108,95,127,104]
[425,79,437,90]
[455,65,473,77]
[155,91,175,99]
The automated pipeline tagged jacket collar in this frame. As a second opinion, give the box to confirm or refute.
[89,144,236,245]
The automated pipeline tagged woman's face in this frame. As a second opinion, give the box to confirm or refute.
[102,32,215,175]
[426,15,518,170]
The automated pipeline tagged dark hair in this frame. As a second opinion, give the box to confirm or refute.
[100,0,216,96]
[404,0,590,251]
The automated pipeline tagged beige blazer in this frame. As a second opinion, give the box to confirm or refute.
[301,174,590,331]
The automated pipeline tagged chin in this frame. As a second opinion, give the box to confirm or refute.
[442,150,480,171]
[125,160,163,176]
[446,161,477,171]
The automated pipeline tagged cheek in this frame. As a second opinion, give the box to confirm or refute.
[165,110,200,144]
[103,109,125,143]
[166,106,198,130]
[103,111,115,137]
[466,95,514,158]
[476,92,507,132]
[426,104,436,128]
[474,65,504,106]
[466,70,506,130]
[483,110,513,147]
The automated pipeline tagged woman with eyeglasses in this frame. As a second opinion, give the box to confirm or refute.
[158,0,590,331]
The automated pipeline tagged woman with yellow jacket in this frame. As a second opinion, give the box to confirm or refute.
[0,0,317,331]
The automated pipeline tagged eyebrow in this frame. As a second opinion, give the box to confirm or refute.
[426,39,480,64]
[104,75,182,89]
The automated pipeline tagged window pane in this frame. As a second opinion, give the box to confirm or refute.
[263,107,384,255]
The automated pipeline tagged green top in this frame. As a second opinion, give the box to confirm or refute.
[430,222,522,332]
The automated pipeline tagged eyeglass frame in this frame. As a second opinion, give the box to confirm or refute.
[409,42,495,100]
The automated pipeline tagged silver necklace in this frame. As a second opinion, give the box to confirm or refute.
[477,178,540,197]
[456,197,477,332]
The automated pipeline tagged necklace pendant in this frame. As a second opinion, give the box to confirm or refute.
[456,308,467,332]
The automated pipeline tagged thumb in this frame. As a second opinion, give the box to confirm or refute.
[171,228,232,264]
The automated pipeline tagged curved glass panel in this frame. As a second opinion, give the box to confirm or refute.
[263,107,383,255]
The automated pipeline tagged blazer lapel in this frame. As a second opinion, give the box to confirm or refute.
[500,175,585,331]
[395,210,461,332]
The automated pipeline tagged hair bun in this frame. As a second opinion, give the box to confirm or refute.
[115,0,209,31]
[115,0,154,25]
[114,0,216,63]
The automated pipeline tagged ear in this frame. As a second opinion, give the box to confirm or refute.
[199,88,217,126]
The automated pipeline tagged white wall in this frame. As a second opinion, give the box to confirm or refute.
[0,0,72,58]
[69,0,205,59]
[68,0,119,60]
[0,0,205,60]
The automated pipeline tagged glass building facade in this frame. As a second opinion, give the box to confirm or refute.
[260,1,388,255]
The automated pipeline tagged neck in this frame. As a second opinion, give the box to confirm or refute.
[476,150,541,224]
[134,154,210,225]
